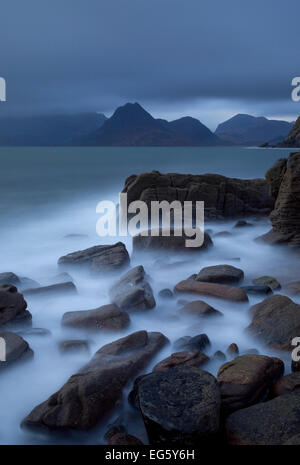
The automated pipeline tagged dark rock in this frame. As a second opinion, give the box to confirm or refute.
[0,331,33,367]
[173,334,210,352]
[276,117,300,148]
[137,366,221,444]
[179,300,223,318]
[174,279,248,302]
[21,330,168,431]
[104,422,126,440]
[61,304,130,331]
[195,264,244,285]
[23,282,77,297]
[225,392,300,445]
[59,340,90,354]
[109,266,155,311]
[217,354,284,415]
[271,372,300,397]
[0,285,32,328]
[58,242,130,272]
[0,272,20,286]
[241,285,273,295]
[153,350,209,372]
[234,220,253,228]
[158,288,173,299]
[291,359,300,372]
[247,294,300,350]
[252,276,281,290]
[226,343,239,356]
[108,433,143,445]
[133,229,213,252]
[213,351,226,361]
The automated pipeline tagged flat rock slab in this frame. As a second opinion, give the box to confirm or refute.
[137,366,221,445]
[247,294,300,350]
[174,280,248,302]
[195,264,244,284]
[0,285,32,328]
[217,354,284,415]
[179,300,223,317]
[21,330,168,431]
[0,331,33,367]
[23,282,77,297]
[153,350,209,372]
[61,304,130,331]
[226,392,300,445]
[58,242,130,272]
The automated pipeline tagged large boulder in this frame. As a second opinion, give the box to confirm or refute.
[225,392,300,445]
[136,366,221,444]
[195,264,244,284]
[109,266,155,311]
[58,242,130,272]
[0,331,33,367]
[133,229,213,252]
[217,355,284,415]
[247,294,300,350]
[0,285,32,328]
[61,304,130,331]
[174,279,248,302]
[122,171,273,220]
[21,330,168,431]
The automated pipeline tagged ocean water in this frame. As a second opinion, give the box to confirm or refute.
[0,145,298,445]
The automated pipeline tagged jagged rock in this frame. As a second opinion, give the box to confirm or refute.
[247,294,300,350]
[122,171,273,220]
[218,355,284,415]
[225,392,300,445]
[58,242,130,272]
[108,433,144,445]
[271,372,300,397]
[195,264,244,285]
[179,300,223,318]
[133,229,213,252]
[109,266,155,311]
[0,285,32,328]
[174,279,248,302]
[59,340,90,354]
[21,330,168,431]
[252,276,281,290]
[61,304,130,331]
[241,285,273,296]
[136,366,221,444]
[0,331,33,367]
[23,282,77,297]
[173,334,210,352]
[153,350,209,372]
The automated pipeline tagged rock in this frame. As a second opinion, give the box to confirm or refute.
[109,266,155,311]
[59,340,90,354]
[0,285,32,328]
[226,343,239,356]
[133,229,213,252]
[217,354,284,415]
[252,276,281,290]
[241,285,273,296]
[108,433,143,445]
[174,279,248,302]
[234,220,253,228]
[104,422,126,440]
[225,392,300,445]
[0,331,33,367]
[58,242,130,272]
[179,300,223,318]
[291,359,300,372]
[284,434,300,445]
[158,289,173,299]
[153,350,209,372]
[247,294,300,350]
[213,351,226,361]
[195,264,244,285]
[61,304,130,331]
[286,281,300,294]
[271,372,300,397]
[173,334,210,352]
[122,171,273,220]
[51,272,73,284]
[265,157,287,198]
[136,366,221,444]
[277,117,300,148]
[21,330,168,431]
[0,272,20,286]
[23,282,77,297]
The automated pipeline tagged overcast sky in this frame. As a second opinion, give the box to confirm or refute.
[0,0,299,130]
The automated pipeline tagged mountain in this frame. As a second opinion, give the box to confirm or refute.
[0,113,107,146]
[215,114,294,146]
[85,102,222,146]
[276,117,300,147]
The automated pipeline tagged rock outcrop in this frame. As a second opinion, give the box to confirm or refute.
[0,285,32,328]
[179,300,223,318]
[61,304,130,331]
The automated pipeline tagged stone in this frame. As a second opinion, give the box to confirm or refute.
[241,285,273,296]
[195,264,244,284]
[0,285,32,328]
[23,282,77,297]
[0,272,20,286]
[213,351,226,361]
[252,276,281,290]
[174,279,248,302]
[0,331,33,368]
[271,372,300,397]
[61,304,130,331]
[58,242,130,272]
[158,289,173,299]
[107,433,144,445]
[179,300,223,318]
[226,343,239,356]
[173,334,210,352]
[153,350,209,372]
[59,340,90,354]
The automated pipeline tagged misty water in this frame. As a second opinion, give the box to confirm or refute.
[0,146,298,444]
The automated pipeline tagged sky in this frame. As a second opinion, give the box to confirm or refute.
[0,0,299,130]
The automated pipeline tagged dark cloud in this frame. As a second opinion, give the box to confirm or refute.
[0,0,299,127]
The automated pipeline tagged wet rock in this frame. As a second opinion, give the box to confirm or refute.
[195,264,244,285]
[61,304,130,331]
[109,266,155,312]
[173,334,210,352]
[174,279,248,302]
[158,288,173,299]
[58,242,130,272]
[108,433,143,445]
[0,331,33,367]
[153,350,209,372]
[21,330,168,431]
[225,392,300,445]
[234,220,253,228]
[136,366,221,445]
[23,282,77,297]
[252,276,281,290]
[226,343,239,356]
[133,229,213,252]
[179,300,223,318]
[217,354,284,415]
[247,294,300,350]
[0,285,32,328]
[241,285,273,296]
[59,340,90,354]
[271,372,300,397]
